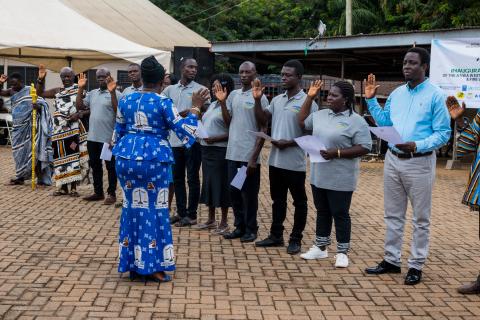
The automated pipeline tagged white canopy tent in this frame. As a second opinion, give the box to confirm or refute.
[0,0,171,73]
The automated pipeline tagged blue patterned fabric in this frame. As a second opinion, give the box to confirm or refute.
[113,91,198,274]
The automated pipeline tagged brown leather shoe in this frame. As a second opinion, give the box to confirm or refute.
[103,195,117,205]
[83,193,105,201]
[457,275,480,295]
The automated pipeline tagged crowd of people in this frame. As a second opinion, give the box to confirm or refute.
[0,47,478,294]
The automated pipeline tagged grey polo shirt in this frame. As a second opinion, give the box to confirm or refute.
[163,81,209,147]
[304,109,372,191]
[121,85,143,98]
[267,90,318,172]
[200,101,228,148]
[83,88,122,143]
[225,88,269,163]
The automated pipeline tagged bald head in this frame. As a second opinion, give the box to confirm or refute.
[60,67,75,87]
[96,68,110,90]
[239,61,257,88]
[239,61,256,72]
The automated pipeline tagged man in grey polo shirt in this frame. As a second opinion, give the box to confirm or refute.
[218,61,269,243]
[163,58,210,227]
[121,63,143,98]
[76,68,122,205]
[253,60,317,254]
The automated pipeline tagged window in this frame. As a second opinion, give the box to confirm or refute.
[0,65,39,86]
[117,70,130,92]
[87,69,98,91]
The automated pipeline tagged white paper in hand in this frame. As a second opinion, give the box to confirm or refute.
[100,142,113,161]
[369,126,403,145]
[294,135,329,163]
[196,121,209,139]
[247,130,273,141]
[230,166,248,190]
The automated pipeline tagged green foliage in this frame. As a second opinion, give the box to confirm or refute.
[151,0,480,41]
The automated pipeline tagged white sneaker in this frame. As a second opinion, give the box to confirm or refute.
[334,253,349,268]
[300,246,328,260]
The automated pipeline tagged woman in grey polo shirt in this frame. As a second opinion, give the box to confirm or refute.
[298,80,372,268]
[194,74,233,234]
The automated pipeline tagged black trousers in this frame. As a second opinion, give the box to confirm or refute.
[228,160,261,235]
[172,142,201,219]
[311,185,353,253]
[269,166,308,242]
[87,141,117,197]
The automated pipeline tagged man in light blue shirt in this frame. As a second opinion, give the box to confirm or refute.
[364,47,451,286]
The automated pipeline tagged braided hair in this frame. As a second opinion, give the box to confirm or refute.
[333,80,355,115]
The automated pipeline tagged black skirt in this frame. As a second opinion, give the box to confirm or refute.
[200,145,231,208]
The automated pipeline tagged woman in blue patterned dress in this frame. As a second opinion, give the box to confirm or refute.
[113,56,200,282]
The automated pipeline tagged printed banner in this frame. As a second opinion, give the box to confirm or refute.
[431,38,480,108]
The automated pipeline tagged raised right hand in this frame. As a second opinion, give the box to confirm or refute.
[0,74,7,85]
[38,64,47,80]
[78,73,87,89]
[251,78,264,100]
[213,80,228,103]
[307,80,323,98]
[363,73,380,99]
[446,96,466,120]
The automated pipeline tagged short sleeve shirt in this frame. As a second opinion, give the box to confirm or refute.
[267,90,318,172]
[163,81,209,147]
[84,88,122,143]
[121,85,143,98]
[200,101,228,147]
[225,88,269,163]
[304,109,372,191]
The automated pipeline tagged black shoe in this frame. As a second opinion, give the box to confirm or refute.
[287,241,301,255]
[223,229,244,240]
[404,268,422,285]
[255,236,284,247]
[365,260,401,274]
[170,215,181,224]
[240,233,257,243]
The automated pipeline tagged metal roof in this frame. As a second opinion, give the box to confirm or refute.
[210,27,480,81]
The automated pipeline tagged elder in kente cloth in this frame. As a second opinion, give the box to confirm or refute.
[364,47,451,285]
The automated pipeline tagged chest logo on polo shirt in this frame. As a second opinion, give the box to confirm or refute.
[287,105,301,113]
[336,122,350,129]
[243,101,255,109]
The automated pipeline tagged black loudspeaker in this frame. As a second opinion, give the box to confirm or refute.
[173,46,214,87]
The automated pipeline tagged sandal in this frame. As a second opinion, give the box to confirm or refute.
[192,221,217,230]
[147,273,172,283]
[211,225,230,235]
[69,190,80,197]
[6,178,24,186]
[52,189,68,196]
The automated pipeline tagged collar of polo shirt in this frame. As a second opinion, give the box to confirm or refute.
[282,90,305,100]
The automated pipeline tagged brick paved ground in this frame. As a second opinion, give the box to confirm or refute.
[0,145,478,320]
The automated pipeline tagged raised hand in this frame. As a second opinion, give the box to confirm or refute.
[213,80,228,103]
[446,96,466,120]
[192,88,210,108]
[0,74,7,85]
[364,73,380,99]
[251,78,264,100]
[38,64,47,80]
[307,80,323,98]
[106,76,117,93]
[77,73,87,89]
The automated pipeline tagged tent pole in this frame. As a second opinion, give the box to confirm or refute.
[1,57,7,90]
[341,55,345,80]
